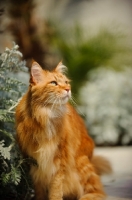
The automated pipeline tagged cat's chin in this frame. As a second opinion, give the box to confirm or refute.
[53,97,69,105]
[61,96,70,104]
[45,97,69,107]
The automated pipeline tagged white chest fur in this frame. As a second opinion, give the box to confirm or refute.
[31,140,59,186]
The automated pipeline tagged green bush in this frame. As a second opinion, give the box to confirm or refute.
[0,43,33,199]
[80,67,132,146]
[49,25,132,97]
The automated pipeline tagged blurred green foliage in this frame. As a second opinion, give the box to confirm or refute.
[47,23,132,96]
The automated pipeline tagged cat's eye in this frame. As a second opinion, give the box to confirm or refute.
[65,80,69,84]
[50,81,58,86]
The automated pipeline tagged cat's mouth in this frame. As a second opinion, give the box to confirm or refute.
[61,92,71,103]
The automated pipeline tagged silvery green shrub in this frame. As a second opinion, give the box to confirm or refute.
[80,67,132,145]
[0,43,33,199]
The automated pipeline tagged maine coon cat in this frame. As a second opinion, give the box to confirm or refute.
[15,61,111,200]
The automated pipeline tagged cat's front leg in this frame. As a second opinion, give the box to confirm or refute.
[49,170,64,200]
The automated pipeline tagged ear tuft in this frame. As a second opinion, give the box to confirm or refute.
[31,62,43,84]
[55,61,67,74]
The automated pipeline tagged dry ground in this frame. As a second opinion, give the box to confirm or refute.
[95,147,132,200]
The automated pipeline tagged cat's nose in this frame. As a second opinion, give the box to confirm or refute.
[65,89,70,93]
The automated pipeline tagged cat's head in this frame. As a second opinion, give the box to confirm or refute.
[29,61,71,107]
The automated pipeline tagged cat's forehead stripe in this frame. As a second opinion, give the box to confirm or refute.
[54,74,67,82]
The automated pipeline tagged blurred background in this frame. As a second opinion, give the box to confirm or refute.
[1,0,132,146]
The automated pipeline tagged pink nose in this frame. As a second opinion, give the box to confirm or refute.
[65,89,70,92]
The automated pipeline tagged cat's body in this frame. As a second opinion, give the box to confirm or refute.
[15,62,111,200]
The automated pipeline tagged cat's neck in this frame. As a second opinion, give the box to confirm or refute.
[31,101,67,119]
[25,90,69,139]
[34,105,66,140]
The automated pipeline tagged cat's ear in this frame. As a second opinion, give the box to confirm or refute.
[30,61,43,84]
[55,61,67,74]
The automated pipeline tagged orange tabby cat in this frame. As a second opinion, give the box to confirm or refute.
[15,61,111,200]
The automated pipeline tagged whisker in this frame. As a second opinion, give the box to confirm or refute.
[70,95,85,117]
[70,96,78,107]
[50,98,58,114]
[55,94,66,118]
[58,96,62,108]
[43,96,56,107]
